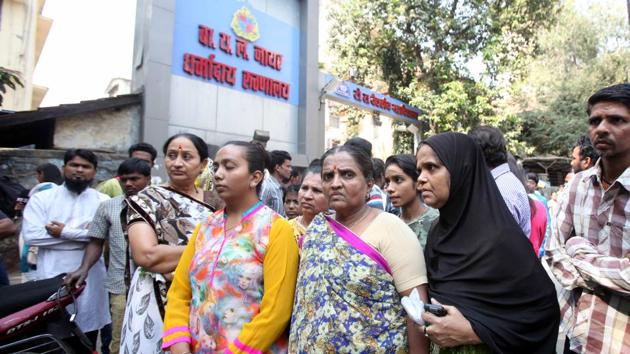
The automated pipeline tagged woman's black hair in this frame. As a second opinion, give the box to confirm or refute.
[117,158,151,177]
[36,163,63,184]
[385,154,419,181]
[64,149,98,169]
[321,142,374,182]
[345,137,373,158]
[372,158,385,180]
[162,133,209,161]
[222,141,269,195]
[305,164,322,176]
[308,158,321,169]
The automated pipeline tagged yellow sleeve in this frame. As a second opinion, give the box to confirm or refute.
[96,178,123,198]
[228,218,299,354]
[162,224,199,350]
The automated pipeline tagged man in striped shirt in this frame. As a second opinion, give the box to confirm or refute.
[261,150,292,216]
[545,83,630,353]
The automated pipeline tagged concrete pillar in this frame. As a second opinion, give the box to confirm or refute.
[298,0,323,164]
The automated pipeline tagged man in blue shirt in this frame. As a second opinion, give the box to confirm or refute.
[470,126,531,237]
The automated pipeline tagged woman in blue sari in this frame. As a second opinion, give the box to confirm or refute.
[289,142,430,353]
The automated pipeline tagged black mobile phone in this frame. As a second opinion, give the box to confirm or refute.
[424,303,447,317]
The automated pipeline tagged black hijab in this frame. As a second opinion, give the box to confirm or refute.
[422,133,559,354]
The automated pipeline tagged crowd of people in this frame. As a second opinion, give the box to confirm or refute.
[0,83,628,354]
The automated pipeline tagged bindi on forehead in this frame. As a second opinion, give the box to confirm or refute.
[168,137,197,151]
[168,144,194,151]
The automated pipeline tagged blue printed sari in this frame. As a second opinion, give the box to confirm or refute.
[289,214,408,353]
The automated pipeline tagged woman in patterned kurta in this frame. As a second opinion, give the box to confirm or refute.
[120,134,219,354]
[384,155,439,248]
[163,141,299,354]
[289,143,430,353]
[287,164,328,251]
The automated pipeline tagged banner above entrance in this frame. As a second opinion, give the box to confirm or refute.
[323,74,424,125]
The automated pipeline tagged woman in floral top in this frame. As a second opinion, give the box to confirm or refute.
[163,141,299,353]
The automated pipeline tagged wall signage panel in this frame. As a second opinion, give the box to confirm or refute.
[325,74,423,125]
[172,0,301,105]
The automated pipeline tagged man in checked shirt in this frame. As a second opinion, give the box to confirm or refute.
[545,83,630,354]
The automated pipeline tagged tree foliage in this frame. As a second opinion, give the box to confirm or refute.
[0,67,23,107]
[327,0,559,148]
[512,0,630,156]
[392,121,415,154]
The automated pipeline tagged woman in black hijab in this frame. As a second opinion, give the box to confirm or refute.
[415,132,559,354]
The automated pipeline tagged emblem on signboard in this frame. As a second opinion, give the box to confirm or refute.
[335,83,351,98]
[231,7,260,42]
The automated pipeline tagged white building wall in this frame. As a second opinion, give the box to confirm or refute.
[0,0,41,110]
[324,101,397,160]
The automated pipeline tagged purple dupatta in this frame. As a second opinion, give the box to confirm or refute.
[325,215,392,275]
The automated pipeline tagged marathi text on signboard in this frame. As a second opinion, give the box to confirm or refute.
[326,75,422,123]
[172,1,300,105]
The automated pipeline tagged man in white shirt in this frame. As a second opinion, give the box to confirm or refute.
[22,149,110,352]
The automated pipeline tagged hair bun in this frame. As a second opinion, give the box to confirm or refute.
[344,137,373,158]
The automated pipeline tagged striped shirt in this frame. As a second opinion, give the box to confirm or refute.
[544,160,630,353]
[88,195,128,294]
[367,185,386,210]
[261,172,285,216]
[491,163,531,237]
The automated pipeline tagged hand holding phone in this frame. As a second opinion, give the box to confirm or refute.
[424,303,447,317]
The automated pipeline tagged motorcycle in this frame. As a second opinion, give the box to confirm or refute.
[0,274,95,353]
